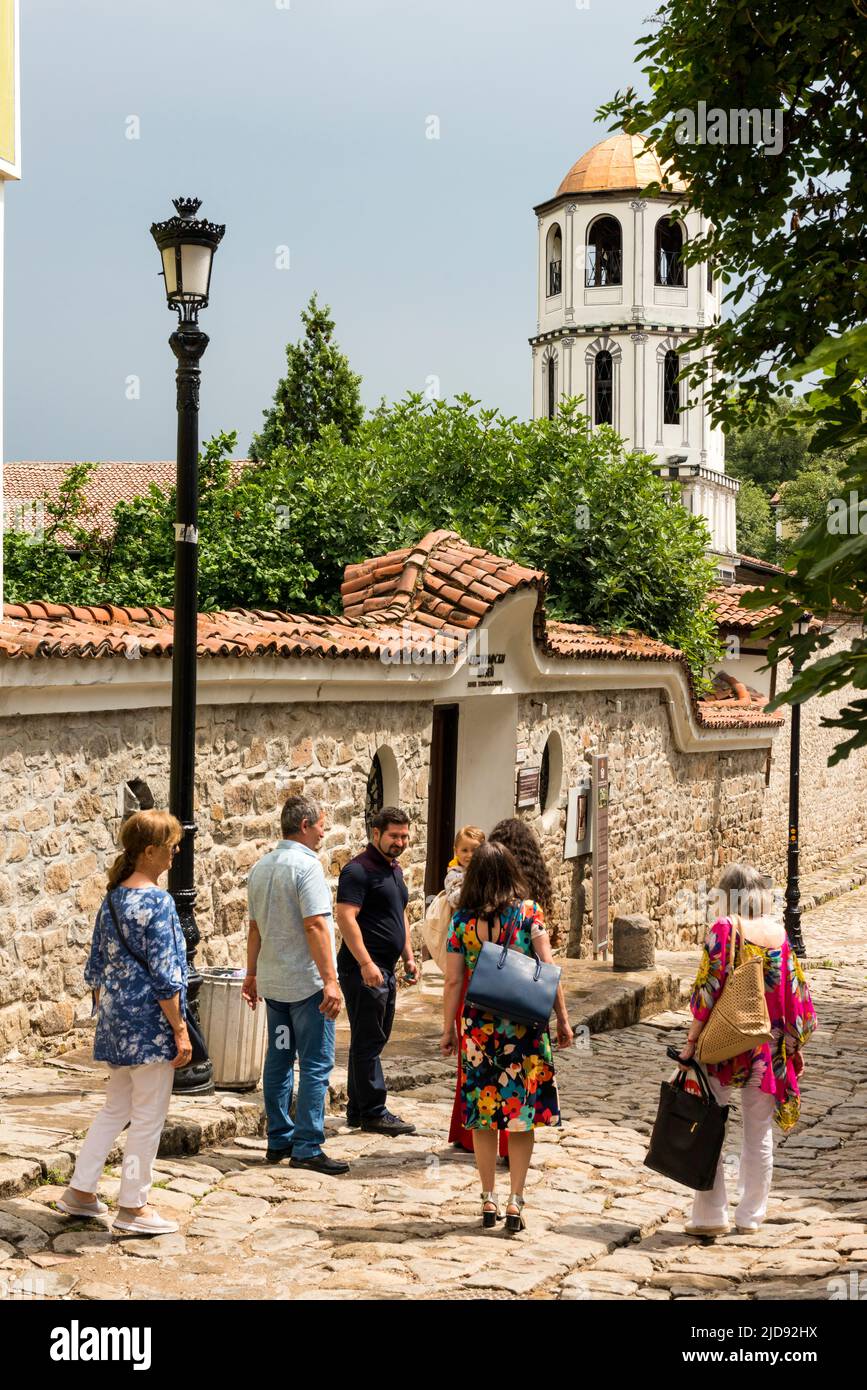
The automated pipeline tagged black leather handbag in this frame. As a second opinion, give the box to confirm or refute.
[105,891,207,1066]
[643,1045,729,1191]
[464,907,561,1028]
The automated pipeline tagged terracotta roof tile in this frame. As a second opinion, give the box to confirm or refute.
[1,529,784,732]
[701,671,780,722]
[709,584,781,632]
[4,460,251,543]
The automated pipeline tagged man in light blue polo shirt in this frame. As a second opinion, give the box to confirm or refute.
[243,795,349,1176]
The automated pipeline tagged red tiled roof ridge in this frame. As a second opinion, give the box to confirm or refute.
[708,583,782,631]
[340,529,544,625]
[4,460,253,544]
[1,529,785,733]
[738,552,784,574]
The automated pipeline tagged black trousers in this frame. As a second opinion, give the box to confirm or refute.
[338,966,397,1121]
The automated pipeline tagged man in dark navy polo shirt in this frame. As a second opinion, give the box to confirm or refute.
[336,807,419,1135]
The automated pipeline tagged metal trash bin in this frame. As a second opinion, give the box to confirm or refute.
[197,968,266,1091]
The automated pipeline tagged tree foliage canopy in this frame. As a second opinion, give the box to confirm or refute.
[249,292,364,461]
[4,398,722,685]
[600,0,867,759]
[598,0,866,430]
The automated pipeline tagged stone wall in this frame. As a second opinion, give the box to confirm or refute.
[757,624,867,878]
[517,630,867,957]
[0,701,431,1052]
[517,689,768,956]
[2,637,866,1052]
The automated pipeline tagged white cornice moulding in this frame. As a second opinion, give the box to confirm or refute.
[1,651,778,757]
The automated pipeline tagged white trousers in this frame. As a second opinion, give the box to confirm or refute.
[691,1069,776,1227]
[71,1061,175,1209]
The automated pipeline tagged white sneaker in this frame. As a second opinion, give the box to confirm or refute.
[113,1208,179,1236]
[55,1192,109,1218]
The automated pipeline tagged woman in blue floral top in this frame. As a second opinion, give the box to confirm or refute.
[56,810,191,1237]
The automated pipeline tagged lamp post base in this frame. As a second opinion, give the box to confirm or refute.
[172,1061,215,1096]
[784,909,806,959]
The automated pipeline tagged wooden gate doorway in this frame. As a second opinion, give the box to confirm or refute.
[424,704,459,900]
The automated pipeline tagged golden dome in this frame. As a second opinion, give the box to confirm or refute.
[556,132,687,197]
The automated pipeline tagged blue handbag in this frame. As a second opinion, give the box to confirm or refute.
[464,905,561,1027]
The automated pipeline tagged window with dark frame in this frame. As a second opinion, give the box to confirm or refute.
[663,350,681,424]
[655,217,685,287]
[594,349,613,425]
[547,356,556,419]
[546,224,562,296]
[586,217,623,287]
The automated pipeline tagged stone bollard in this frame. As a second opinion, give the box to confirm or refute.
[612,914,655,972]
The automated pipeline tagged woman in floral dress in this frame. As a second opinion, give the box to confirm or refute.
[440,842,572,1232]
[56,810,191,1236]
[679,862,817,1237]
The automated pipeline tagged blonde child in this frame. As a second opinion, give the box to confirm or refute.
[444,825,485,908]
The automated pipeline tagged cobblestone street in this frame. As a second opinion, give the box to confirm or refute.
[2,885,866,1302]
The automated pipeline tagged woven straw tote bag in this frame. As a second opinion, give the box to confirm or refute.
[695,914,773,1065]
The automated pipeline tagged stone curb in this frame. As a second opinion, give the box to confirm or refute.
[3,853,864,1208]
[791,849,867,914]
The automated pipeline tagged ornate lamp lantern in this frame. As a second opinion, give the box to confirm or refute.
[150,197,225,320]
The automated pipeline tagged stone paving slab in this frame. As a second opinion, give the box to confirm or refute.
[1,870,865,1299]
[0,950,683,1204]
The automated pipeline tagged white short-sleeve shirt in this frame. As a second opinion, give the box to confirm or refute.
[247,840,335,1004]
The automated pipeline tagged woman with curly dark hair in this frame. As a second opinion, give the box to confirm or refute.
[446,818,556,1162]
[489,819,553,918]
[440,841,571,1231]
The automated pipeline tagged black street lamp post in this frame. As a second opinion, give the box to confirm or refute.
[150,198,225,1095]
[783,612,813,958]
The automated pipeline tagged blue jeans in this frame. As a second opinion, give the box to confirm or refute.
[263,992,335,1159]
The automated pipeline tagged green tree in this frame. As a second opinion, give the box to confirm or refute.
[280,395,722,681]
[97,432,317,611]
[725,399,811,492]
[5,401,723,687]
[735,479,776,563]
[600,0,867,758]
[746,329,867,764]
[776,461,844,559]
[250,293,364,461]
[599,0,866,430]
[3,463,105,605]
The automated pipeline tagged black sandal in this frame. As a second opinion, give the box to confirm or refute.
[481,1191,502,1229]
[505,1194,526,1234]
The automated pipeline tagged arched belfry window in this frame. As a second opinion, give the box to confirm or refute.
[663,350,681,424]
[546,355,557,419]
[546,224,562,297]
[586,217,622,287]
[594,350,613,425]
[655,217,685,286]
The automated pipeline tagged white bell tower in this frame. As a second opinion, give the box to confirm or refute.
[530,132,738,574]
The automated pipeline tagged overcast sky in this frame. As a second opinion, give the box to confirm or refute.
[5,0,653,461]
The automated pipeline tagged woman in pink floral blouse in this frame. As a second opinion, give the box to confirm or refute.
[678,863,817,1238]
